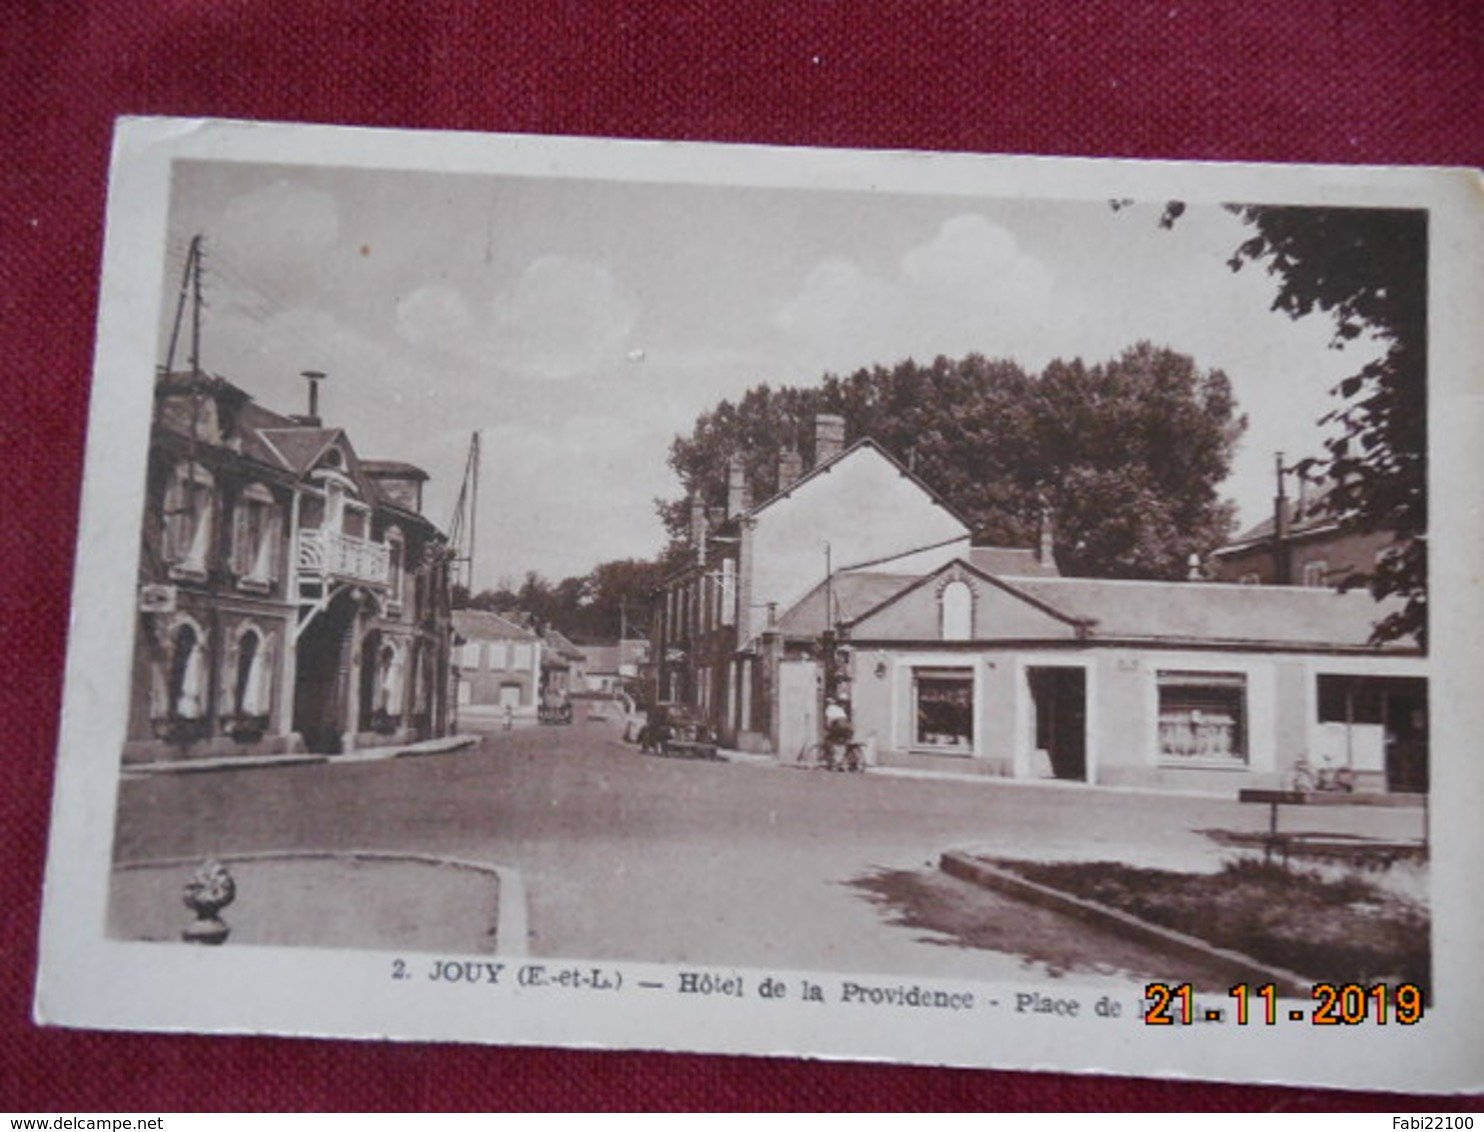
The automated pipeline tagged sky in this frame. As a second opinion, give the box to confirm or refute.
[160,158,1386,590]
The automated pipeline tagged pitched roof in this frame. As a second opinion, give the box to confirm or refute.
[362,459,430,482]
[452,610,537,641]
[995,576,1412,651]
[777,572,920,638]
[967,546,1060,578]
[1213,486,1342,556]
[542,628,586,661]
[740,437,969,529]
[255,427,347,475]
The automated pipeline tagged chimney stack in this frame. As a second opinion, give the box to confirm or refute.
[298,370,327,427]
[1273,452,1292,585]
[814,414,846,466]
[1038,504,1056,567]
[726,455,751,519]
[778,447,804,492]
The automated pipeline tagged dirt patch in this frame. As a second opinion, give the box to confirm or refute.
[991,857,1429,990]
[110,855,501,954]
[848,867,1252,987]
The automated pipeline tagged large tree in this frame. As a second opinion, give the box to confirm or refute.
[662,343,1245,581]
[1225,205,1427,646]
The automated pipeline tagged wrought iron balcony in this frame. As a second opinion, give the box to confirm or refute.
[297,528,390,587]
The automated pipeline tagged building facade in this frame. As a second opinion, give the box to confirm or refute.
[125,371,455,764]
[828,558,1426,793]
[451,609,543,714]
[651,415,976,752]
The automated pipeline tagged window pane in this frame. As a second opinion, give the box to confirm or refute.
[915,671,973,749]
[1157,672,1246,762]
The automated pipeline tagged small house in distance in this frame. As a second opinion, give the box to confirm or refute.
[451,609,542,716]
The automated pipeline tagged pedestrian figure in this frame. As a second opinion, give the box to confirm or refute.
[503,704,514,731]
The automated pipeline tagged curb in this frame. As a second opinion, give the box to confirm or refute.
[940,850,1310,995]
[122,734,480,776]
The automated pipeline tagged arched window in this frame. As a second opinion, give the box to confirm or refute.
[152,617,208,721]
[232,483,281,589]
[940,580,973,641]
[222,625,274,719]
[162,462,215,579]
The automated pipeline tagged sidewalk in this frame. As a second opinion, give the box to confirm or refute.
[121,733,480,777]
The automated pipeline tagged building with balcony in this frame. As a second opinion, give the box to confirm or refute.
[124,370,455,763]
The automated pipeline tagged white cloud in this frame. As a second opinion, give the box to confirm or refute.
[489,256,637,380]
[775,214,1057,373]
[395,283,474,350]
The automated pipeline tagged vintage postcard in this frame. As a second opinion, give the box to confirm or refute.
[36,118,1484,1092]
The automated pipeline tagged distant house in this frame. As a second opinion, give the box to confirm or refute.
[582,639,650,695]
[811,557,1426,793]
[1208,478,1399,588]
[540,627,586,701]
[451,609,542,714]
[127,370,455,763]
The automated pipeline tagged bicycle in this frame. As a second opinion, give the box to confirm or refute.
[798,737,865,772]
[1290,753,1356,793]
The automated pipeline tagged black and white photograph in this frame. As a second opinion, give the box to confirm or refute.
[35,119,1484,1092]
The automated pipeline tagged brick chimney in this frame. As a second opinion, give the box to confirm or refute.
[726,454,751,518]
[814,414,846,466]
[778,447,804,492]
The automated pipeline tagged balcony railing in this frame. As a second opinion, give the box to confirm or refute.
[297,528,390,587]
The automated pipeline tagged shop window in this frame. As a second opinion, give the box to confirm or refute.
[232,483,280,590]
[913,668,974,751]
[163,462,215,579]
[1316,675,1384,724]
[1157,671,1247,763]
[940,580,973,640]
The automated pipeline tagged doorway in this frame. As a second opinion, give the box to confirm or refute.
[1028,666,1087,781]
[293,591,358,753]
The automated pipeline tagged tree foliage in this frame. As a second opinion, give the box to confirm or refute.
[663,343,1246,581]
[1227,205,1427,645]
[455,558,667,642]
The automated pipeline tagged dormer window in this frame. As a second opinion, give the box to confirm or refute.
[163,461,215,581]
[232,483,281,592]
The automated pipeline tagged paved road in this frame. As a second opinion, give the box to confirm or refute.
[113,715,1425,984]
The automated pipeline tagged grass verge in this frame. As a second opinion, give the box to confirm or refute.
[985,856,1429,989]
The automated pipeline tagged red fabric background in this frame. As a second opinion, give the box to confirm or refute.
[3,1,1481,1113]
